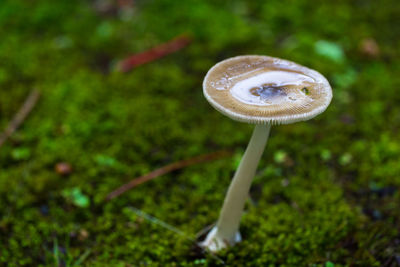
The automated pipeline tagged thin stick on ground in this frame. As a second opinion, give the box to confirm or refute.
[117,34,192,72]
[0,89,40,148]
[106,150,231,200]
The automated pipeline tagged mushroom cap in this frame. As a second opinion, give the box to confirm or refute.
[203,55,332,125]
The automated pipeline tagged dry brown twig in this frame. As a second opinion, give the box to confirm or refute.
[117,34,192,72]
[0,89,40,148]
[106,150,232,200]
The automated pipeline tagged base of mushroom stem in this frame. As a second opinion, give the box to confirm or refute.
[199,226,242,252]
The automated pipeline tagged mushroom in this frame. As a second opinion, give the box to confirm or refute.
[200,55,332,252]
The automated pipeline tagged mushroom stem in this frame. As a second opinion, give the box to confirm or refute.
[201,124,271,251]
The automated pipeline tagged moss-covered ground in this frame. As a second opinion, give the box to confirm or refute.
[1,0,399,266]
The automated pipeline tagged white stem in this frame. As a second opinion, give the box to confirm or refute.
[201,124,271,251]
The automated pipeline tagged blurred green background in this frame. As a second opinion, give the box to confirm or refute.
[0,0,399,266]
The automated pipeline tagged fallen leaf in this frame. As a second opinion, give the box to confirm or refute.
[359,38,380,58]
[55,162,72,176]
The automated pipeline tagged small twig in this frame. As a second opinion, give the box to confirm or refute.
[0,89,40,148]
[106,150,231,200]
[117,34,192,72]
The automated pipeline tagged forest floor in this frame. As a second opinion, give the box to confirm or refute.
[0,0,399,266]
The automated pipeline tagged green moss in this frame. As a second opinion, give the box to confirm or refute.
[0,0,399,265]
